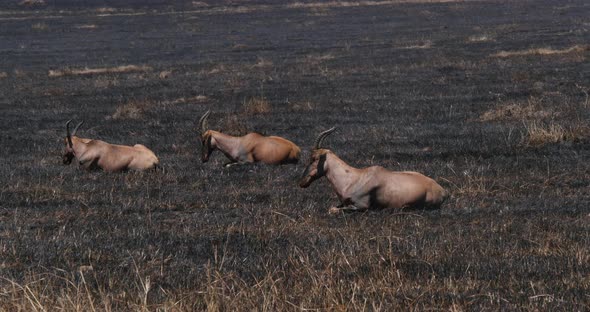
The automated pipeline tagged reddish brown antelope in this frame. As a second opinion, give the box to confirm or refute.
[62,120,159,172]
[299,127,447,214]
[198,110,301,167]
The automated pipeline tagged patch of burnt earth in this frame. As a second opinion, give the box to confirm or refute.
[0,0,589,310]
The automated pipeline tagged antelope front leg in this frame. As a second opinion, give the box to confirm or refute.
[79,159,93,171]
[328,204,367,215]
[223,161,248,168]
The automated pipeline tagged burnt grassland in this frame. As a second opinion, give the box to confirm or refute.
[1,0,589,310]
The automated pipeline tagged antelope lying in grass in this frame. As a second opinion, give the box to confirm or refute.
[198,110,301,167]
[62,120,159,172]
[299,127,447,214]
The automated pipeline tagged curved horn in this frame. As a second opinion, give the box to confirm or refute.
[66,119,72,137]
[65,119,73,146]
[72,121,84,136]
[314,127,337,150]
[198,110,211,134]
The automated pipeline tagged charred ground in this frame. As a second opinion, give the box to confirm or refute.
[0,0,589,310]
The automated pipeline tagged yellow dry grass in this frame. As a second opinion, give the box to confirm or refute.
[492,45,589,58]
[289,100,316,112]
[243,97,271,114]
[0,72,7,79]
[305,53,335,62]
[192,1,209,7]
[19,0,45,6]
[48,65,152,77]
[159,70,172,79]
[31,22,47,30]
[468,34,493,42]
[480,98,555,122]
[252,58,273,68]
[523,121,589,146]
[164,95,208,105]
[402,40,432,49]
[111,100,150,120]
[75,24,97,29]
[110,96,207,120]
[96,7,117,13]
[524,121,566,146]
[286,0,459,9]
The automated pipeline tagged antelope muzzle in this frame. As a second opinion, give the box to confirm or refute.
[63,152,74,165]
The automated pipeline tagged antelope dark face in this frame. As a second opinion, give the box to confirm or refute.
[300,127,336,187]
[198,110,213,163]
[299,150,328,188]
[63,120,83,165]
[200,131,214,163]
[62,138,75,165]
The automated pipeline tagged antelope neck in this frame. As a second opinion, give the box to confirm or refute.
[324,153,361,196]
[71,137,90,156]
[211,131,241,157]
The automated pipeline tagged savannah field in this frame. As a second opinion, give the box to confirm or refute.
[0,0,589,310]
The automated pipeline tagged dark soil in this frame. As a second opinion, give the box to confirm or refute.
[1,0,589,310]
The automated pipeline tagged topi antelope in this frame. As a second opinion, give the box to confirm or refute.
[62,120,159,172]
[198,110,301,167]
[299,127,448,214]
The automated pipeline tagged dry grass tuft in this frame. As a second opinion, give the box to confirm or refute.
[289,100,316,112]
[448,173,495,198]
[192,1,209,7]
[75,24,97,29]
[164,95,208,105]
[243,97,271,114]
[110,96,207,120]
[94,76,118,89]
[287,0,457,9]
[252,58,273,68]
[523,121,589,146]
[31,22,47,30]
[111,100,151,120]
[523,122,566,146]
[49,65,151,77]
[19,0,45,6]
[96,7,117,13]
[492,45,589,58]
[305,53,335,63]
[14,69,26,77]
[0,72,7,79]
[480,98,555,122]
[205,64,226,75]
[159,70,172,79]
[402,40,432,49]
[468,34,493,42]
[232,44,249,51]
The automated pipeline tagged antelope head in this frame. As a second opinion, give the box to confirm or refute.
[299,127,336,188]
[63,119,84,165]
[198,110,214,163]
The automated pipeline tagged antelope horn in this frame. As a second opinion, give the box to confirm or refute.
[314,127,337,150]
[198,110,211,134]
[72,121,84,136]
[65,119,73,147]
